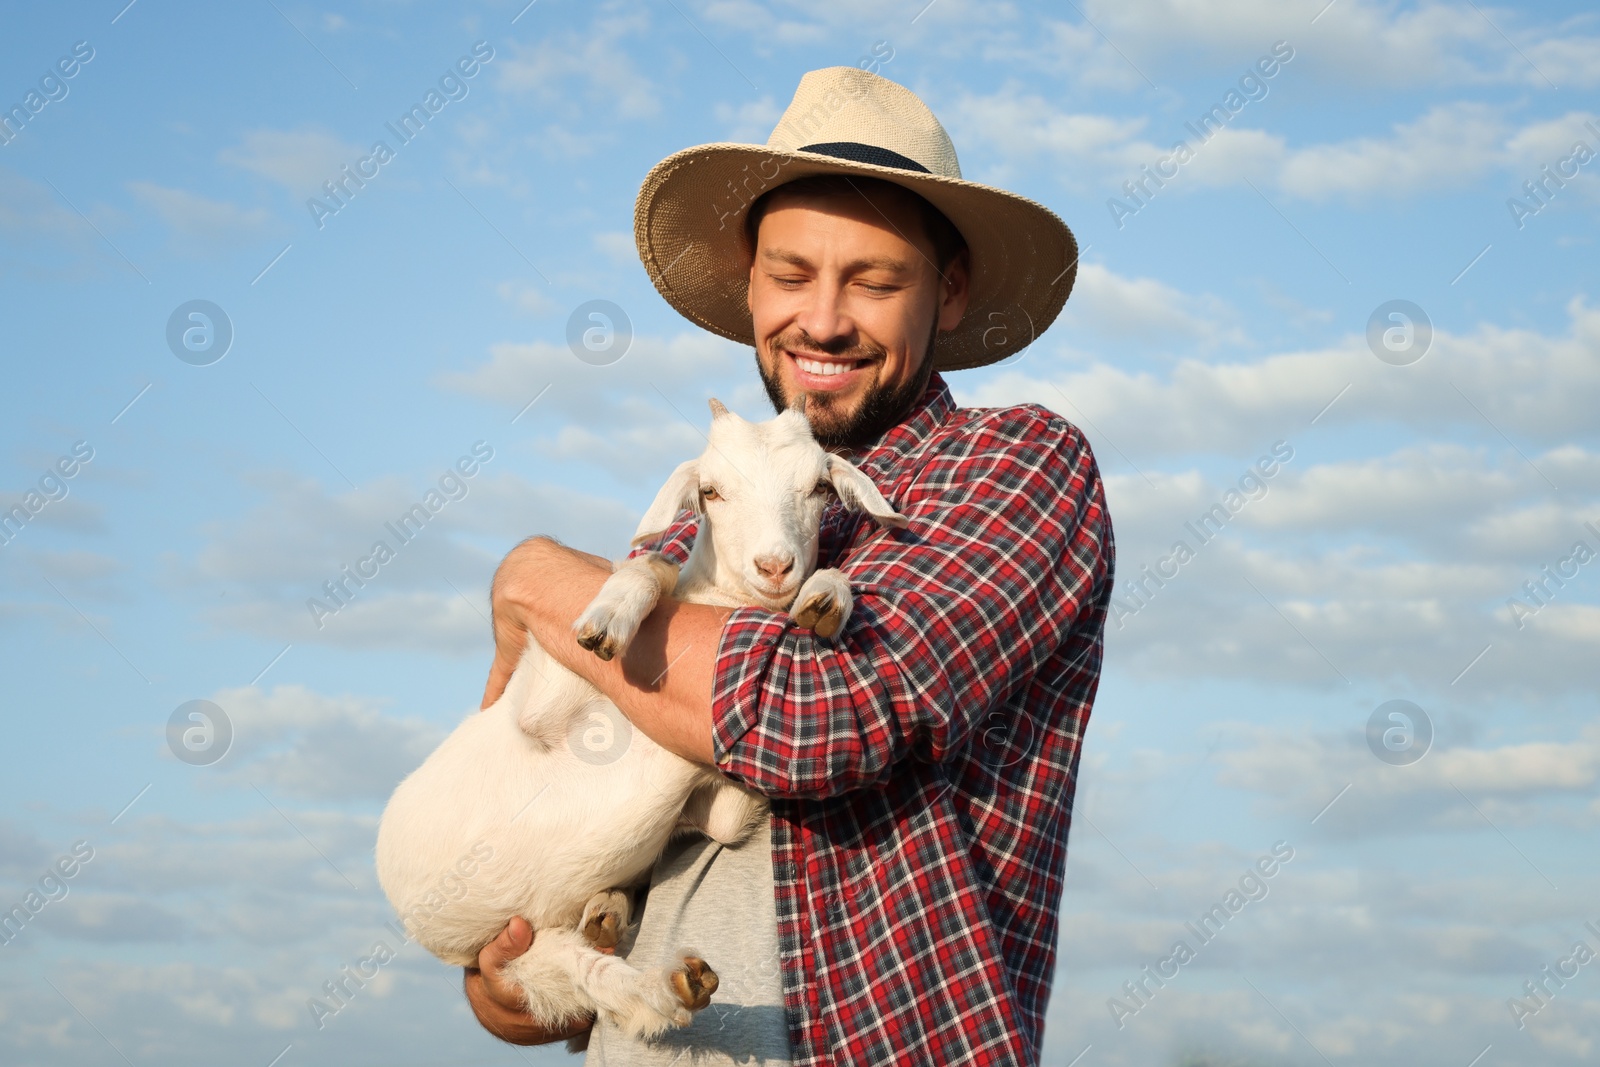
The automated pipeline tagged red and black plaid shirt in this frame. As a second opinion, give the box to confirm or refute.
[630,371,1114,1066]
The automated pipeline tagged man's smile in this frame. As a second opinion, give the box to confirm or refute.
[785,349,873,392]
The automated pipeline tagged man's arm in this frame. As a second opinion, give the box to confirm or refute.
[708,411,1112,799]
[481,535,734,767]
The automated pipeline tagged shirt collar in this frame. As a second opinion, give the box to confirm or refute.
[844,371,956,479]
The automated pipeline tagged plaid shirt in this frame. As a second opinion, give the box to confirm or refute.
[629,371,1113,1066]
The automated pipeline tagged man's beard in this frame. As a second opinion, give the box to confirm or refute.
[756,316,939,452]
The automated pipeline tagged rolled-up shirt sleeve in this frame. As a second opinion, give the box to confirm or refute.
[626,514,699,566]
[710,410,1112,800]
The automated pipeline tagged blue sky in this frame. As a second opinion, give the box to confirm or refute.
[1,1,1597,1064]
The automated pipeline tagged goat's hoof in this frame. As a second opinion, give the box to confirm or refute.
[670,956,718,1011]
[580,889,630,948]
[583,908,620,948]
[575,624,618,661]
[794,591,843,639]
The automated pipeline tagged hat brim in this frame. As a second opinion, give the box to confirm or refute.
[633,143,1079,372]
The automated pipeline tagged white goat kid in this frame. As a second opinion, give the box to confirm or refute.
[375,395,907,1041]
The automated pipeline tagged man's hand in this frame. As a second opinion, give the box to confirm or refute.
[463,915,610,1044]
[480,534,724,767]
[481,536,616,709]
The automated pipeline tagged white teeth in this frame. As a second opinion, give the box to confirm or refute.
[795,356,855,377]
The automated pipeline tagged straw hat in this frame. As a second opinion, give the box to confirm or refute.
[632,66,1079,371]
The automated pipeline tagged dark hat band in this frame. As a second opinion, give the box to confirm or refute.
[797,141,932,174]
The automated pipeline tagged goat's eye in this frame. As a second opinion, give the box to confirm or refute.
[811,480,831,496]
[700,485,721,502]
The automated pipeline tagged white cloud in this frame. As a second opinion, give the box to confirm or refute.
[534,399,711,486]
[218,126,366,195]
[1173,125,1288,187]
[1033,0,1600,90]
[1278,102,1507,200]
[1058,263,1244,348]
[0,819,51,875]
[436,330,748,414]
[1213,720,1600,837]
[1502,110,1600,201]
[952,88,1599,204]
[1524,25,1600,89]
[1257,105,1600,202]
[126,182,272,253]
[169,329,778,652]
[496,13,661,119]
[219,588,491,656]
[943,89,1152,176]
[28,549,125,601]
[43,895,189,944]
[1092,535,1600,699]
[175,466,637,651]
[696,0,911,49]
[0,167,90,240]
[201,684,448,803]
[1019,433,1600,698]
[1254,444,1529,537]
[712,94,783,143]
[493,278,559,316]
[0,168,130,281]
[592,230,637,266]
[967,295,1600,457]
[437,328,783,486]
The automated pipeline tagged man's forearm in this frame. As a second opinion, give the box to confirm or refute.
[498,537,732,767]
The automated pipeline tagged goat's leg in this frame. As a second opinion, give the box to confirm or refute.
[578,888,632,949]
[573,552,680,660]
[680,778,769,845]
[513,643,601,744]
[791,568,853,640]
[502,926,718,1041]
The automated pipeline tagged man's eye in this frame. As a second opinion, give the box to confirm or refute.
[701,485,721,501]
[861,284,895,294]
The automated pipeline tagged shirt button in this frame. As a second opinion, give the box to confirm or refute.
[718,751,731,765]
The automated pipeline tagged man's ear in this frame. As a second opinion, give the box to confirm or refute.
[631,458,700,546]
[826,454,909,530]
[937,247,973,331]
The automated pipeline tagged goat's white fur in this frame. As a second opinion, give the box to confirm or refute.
[375,396,907,1040]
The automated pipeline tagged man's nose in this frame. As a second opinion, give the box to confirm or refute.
[753,553,795,582]
[796,281,853,346]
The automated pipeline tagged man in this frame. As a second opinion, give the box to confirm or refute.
[463,67,1113,1066]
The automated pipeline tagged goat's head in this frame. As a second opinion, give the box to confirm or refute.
[631,395,909,609]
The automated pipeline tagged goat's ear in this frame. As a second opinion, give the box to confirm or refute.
[826,454,909,530]
[787,392,808,416]
[708,398,730,420]
[631,458,701,546]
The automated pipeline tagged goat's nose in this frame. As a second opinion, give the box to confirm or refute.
[753,553,795,582]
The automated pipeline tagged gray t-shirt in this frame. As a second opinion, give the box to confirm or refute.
[583,810,793,1065]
